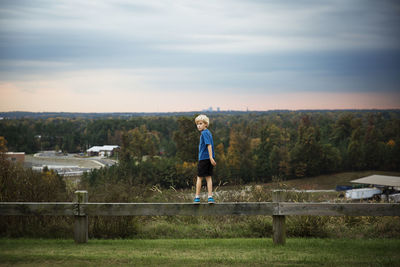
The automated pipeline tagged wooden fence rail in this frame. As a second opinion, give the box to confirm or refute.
[1,190,400,244]
[2,202,399,217]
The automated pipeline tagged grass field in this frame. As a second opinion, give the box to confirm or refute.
[262,170,400,190]
[1,238,399,266]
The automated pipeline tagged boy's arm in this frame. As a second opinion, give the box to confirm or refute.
[207,144,216,166]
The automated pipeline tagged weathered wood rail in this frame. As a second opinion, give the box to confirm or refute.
[2,202,399,217]
[1,190,399,244]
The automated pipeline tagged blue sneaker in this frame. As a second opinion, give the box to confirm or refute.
[194,197,200,204]
[207,196,215,204]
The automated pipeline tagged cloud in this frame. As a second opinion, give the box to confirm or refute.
[2,0,399,59]
[0,0,399,112]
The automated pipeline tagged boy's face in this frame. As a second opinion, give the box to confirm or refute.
[196,121,207,131]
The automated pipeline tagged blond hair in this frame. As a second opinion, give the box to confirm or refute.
[195,114,210,126]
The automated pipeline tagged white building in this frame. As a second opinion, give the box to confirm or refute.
[87,145,119,157]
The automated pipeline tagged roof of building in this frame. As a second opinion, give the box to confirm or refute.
[87,146,102,152]
[102,145,119,150]
[350,175,400,187]
[87,145,119,152]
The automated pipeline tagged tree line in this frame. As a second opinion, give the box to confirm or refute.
[1,110,400,187]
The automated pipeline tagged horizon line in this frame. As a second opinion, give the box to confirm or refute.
[2,108,400,115]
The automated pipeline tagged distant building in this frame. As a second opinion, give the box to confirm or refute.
[202,106,214,112]
[87,145,119,157]
[4,152,25,163]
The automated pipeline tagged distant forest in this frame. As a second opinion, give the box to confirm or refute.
[1,110,399,187]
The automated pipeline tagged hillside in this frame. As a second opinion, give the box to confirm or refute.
[263,170,400,190]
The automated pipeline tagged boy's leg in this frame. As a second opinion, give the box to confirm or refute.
[195,176,203,197]
[205,176,213,197]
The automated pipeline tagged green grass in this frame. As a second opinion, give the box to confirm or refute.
[1,238,399,266]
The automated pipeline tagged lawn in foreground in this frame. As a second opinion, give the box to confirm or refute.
[0,238,399,266]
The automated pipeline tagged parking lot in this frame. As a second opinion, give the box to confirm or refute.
[24,151,117,176]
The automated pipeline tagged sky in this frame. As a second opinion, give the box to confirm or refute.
[0,0,400,112]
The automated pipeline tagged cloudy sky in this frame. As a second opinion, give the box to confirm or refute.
[1,0,399,112]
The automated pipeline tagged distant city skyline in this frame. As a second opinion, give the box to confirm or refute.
[1,0,399,112]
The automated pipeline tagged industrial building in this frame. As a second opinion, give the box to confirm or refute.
[86,145,119,157]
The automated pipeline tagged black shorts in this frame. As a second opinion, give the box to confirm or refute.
[197,159,214,177]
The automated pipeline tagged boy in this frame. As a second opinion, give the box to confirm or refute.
[194,114,216,204]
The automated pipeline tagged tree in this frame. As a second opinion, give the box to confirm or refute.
[120,125,160,162]
[214,143,228,184]
[227,127,253,184]
[383,139,399,170]
[363,123,384,170]
[320,144,341,173]
[172,117,198,162]
[331,113,354,146]
[254,123,292,182]
[254,124,280,182]
[290,116,323,178]
[269,145,281,178]
[348,127,364,170]
[0,157,66,202]
[0,136,7,154]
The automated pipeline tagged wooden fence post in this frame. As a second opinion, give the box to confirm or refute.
[74,190,88,244]
[272,190,286,245]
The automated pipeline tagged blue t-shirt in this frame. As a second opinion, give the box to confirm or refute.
[198,129,215,161]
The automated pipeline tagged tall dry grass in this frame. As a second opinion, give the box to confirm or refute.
[1,164,399,239]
